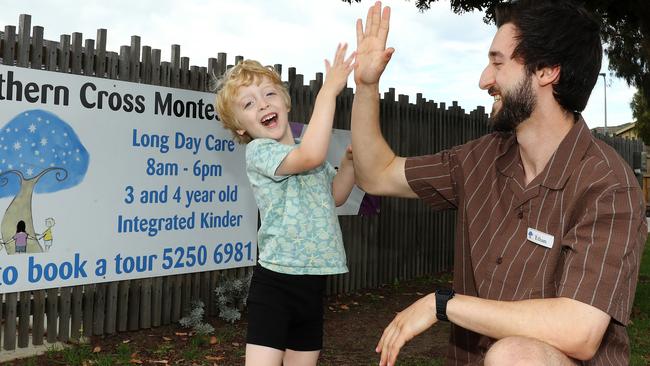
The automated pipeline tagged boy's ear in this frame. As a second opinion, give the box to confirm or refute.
[236,129,246,136]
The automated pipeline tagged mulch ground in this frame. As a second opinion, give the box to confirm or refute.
[6,274,451,366]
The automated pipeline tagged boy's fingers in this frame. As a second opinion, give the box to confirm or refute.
[338,43,348,62]
[343,51,356,68]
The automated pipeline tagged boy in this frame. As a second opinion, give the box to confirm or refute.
[215,44,356,366]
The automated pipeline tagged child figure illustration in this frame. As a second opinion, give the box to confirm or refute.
[39,217,55,251]
[3,220,38,254]
[215,44,356,366]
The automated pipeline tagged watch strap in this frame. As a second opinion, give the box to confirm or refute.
[435,288,455,322]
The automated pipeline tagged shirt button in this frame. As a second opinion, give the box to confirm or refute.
[517,211,524,219]
[496,257,503,264]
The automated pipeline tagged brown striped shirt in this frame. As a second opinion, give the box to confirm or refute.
[405,117,646,365]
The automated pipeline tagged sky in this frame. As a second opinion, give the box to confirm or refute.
[0,0,637,130]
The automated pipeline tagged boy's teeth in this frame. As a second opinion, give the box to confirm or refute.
[262,114,275,122]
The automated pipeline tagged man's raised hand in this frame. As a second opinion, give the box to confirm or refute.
[354,1,394,86]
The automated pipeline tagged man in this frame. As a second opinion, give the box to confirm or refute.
[351,1,646,365]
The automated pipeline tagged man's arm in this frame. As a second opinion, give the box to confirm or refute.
[351,2,416,198]
[376,294,610,366]
[376,183,646,366]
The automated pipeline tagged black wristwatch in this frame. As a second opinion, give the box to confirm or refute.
[435,288,455,322]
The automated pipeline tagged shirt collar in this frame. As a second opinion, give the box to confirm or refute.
[495,115,593,190]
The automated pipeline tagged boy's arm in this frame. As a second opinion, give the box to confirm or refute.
[332,145,355,206]
[276,44,354,176]
[351,2,416,198]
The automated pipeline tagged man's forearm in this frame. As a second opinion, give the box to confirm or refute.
[351,84,396,192]
[445,294,610,360]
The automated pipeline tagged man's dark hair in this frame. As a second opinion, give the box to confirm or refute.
[494,0,602,113]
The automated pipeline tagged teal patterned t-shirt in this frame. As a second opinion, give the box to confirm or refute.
[245,138,348,275]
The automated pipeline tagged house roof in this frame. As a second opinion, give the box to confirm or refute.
[615,122,636,135]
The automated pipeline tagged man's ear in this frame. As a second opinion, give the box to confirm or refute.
[537,65,560,86]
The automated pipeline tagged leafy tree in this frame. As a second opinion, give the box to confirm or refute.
[342,0,650,106]
[632,90,650,145]
[0,109,89,254]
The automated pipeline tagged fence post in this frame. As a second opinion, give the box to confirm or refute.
[17,14,30,67]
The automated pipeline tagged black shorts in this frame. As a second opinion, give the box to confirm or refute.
[246,265,326,351]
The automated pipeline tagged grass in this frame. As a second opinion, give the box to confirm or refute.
[180,335,210,361]
[45,344,93,366]
[214,322,239,343]
[42,342,135,366]
[629,239,650,365]
[399,358,445,366]
[152,342,174,357]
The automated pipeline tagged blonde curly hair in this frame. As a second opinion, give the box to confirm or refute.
[215,60,291,144]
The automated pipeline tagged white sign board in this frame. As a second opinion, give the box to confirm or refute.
[0,65,259,292]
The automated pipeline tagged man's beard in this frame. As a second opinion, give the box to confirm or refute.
[489,74,536,133]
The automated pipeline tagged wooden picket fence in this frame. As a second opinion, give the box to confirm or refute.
[0,13,644,354]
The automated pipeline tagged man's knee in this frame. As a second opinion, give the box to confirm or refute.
[484,336,571,366]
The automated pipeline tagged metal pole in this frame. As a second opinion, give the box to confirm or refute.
[599,73,608,134]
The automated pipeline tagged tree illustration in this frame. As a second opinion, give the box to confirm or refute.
[0,109,89,254]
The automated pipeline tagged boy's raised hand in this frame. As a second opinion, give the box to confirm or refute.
[323,43,356,95]
[355,1,394,86]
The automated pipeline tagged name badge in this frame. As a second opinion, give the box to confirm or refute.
[527,228,554,249]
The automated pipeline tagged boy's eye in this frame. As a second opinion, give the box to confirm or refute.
[266,91,276,97]
[243,101,253,109]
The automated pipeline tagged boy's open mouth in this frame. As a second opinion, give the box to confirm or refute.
[260,113,278,127]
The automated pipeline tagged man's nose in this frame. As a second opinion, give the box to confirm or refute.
[479,66,494,90]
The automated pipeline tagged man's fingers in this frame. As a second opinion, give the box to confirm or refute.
[379,322,400,365]
[378,5,391,47]
[370,1,381,37]
[364,3,374,36]
[380,327,398,366]
[356,18,364,47]
[385,47,395,62]
[376,321,392,353]
[388,336,407,366]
